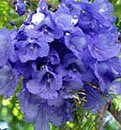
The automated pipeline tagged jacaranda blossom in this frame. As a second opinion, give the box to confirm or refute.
[0,0,121,130]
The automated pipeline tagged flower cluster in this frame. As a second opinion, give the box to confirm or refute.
[0,0,121,129]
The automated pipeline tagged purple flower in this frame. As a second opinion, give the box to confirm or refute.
[19,89,73,129]
[62,71,83,92]
[0,28,12,66]
[61,0,82,18]
[81,85,108,111]
[88,32,120,61]
[14,0,26,16]
[35,14,63,41]
[26,66,62,99]
[64,28,87,59]
[19,38,49,62]
[0,65,19,98]
[93,58,121,93]
[77,0,115,35]
[14,61,35,78]
[52,3,79,31]
[18,89,42,123]
[37,0,49,14]
[13,30,49,63]
[78,7,99,35]
[92,0,115,24]
[56,64,83,98]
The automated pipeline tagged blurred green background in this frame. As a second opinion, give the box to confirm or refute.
[0,0,121,130]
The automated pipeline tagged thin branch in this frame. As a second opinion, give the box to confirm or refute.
[98,100,121,129]
[98,103,109,130]
[108,101,121,125]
